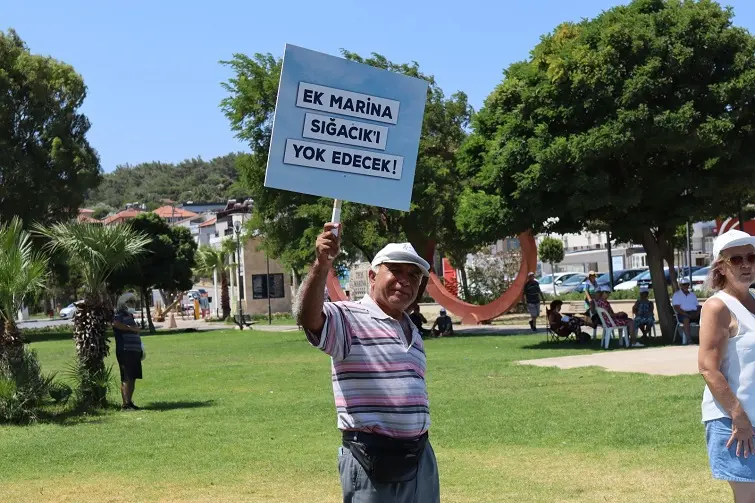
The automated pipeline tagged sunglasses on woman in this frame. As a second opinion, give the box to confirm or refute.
[726,253,755,266]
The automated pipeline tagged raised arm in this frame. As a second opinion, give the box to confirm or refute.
[295,223,341,339]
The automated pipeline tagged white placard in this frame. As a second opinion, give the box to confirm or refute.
[296,82,400,125]
[302,113,388,150]
[283,139,403,180]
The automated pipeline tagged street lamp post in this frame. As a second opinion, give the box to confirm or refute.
[233,220,244,331]
[266,252,272,325]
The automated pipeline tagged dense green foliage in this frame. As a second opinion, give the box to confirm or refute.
[86,153,246,209]
[0,29,101,224]
[457,0,755,337]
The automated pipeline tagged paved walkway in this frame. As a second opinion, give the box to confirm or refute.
[518,345,699,376]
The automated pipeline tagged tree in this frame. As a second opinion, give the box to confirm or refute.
[35,222,150,407]
[0,218,48,358]
[90,203,115,221]
[194,244,234,319]
[538,237,565,296]
[457,0,755,339]
[220,51,473,277]
[86,154,243,209]
[109,213,197,332]
[0,29,101,225]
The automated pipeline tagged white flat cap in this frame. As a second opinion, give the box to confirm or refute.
[713,230,755,259]
[372,243,431,277]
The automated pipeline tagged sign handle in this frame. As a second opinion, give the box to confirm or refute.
[327,199,342,261]
[330,199,342,236]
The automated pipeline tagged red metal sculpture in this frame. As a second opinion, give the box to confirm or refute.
[325,231,538,325]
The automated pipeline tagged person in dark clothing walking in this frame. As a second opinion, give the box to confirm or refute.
[524,272,546,332]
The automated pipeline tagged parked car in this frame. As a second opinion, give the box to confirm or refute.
[638,266,702,289]
[554,273,589,296]
[574,269,647,293]
[613,271,648,291]
[59,301,82,319]
[616,267,702,291]
[691,266,711,291]
[537,272,582,294]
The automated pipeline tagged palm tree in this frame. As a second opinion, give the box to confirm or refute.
[0,218,48,360]
[194,244,234,319]
[35,222,150,407]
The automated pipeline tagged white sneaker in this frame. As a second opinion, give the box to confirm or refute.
[632,342,645,348]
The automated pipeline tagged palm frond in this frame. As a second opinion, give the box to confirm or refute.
[0,218,49,323]
[34,222,151,296]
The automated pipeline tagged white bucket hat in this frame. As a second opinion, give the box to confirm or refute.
[371,243,431,277]
[713,230,755,259]
[116,292,136,310]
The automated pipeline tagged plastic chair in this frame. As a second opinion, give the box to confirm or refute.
[545,308,559,343]
[595,307,629,349]
[672,304,699,344]
[633,318,657,338]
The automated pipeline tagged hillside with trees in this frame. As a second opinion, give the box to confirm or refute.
[86,153,246,209]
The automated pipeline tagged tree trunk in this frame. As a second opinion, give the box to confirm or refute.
[459,264,470,301]
[641,229,675,341]
[142,285,155,333]
[0,319,24,361]
[220,272,231,319]
[72,297,113,408]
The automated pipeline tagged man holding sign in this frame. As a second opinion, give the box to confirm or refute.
[296,224,440,503]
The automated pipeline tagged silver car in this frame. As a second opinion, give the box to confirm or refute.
[554,273,589,296]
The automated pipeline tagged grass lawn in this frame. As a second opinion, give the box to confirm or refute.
[0,329,727,502]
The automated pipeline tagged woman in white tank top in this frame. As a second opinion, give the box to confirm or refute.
[700,229,755,501]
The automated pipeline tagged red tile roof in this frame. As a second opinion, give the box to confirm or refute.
[102,209,142,225]
[77,215,101,224]
[198,217,217,228]
[152,205,199,219]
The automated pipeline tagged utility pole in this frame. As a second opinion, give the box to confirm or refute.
[266,253,272,325]
[606,231,614,290]
[233,220,244,330]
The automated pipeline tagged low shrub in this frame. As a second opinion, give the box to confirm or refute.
[0,348,56,424]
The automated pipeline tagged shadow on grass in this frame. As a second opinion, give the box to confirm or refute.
[23,331,73,343]
[522,334,676,351]
[141,400,215,411]
[35,404,111,427]
[422,327,531,340]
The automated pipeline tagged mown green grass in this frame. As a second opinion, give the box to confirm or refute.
[0,329,727,502]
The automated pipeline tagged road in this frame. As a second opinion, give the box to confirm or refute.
[17,319,73,329]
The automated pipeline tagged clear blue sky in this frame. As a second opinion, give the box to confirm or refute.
[3,0,754,172]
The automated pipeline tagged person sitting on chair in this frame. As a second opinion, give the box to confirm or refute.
[595,286,644,348]
[547,300,584,339]
[672,277,700,345]
[633,286,656,340]
[432,309,454,337]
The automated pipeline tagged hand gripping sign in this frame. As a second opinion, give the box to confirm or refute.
[265,45,428,233]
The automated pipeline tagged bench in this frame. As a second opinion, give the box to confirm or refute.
[234,314,254,327]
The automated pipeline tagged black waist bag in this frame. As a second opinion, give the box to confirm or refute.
[343,431,428,484]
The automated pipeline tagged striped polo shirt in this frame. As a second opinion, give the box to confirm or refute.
[306,295,430,439]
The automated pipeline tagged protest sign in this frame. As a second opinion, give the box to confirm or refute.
[265,45,428,211]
